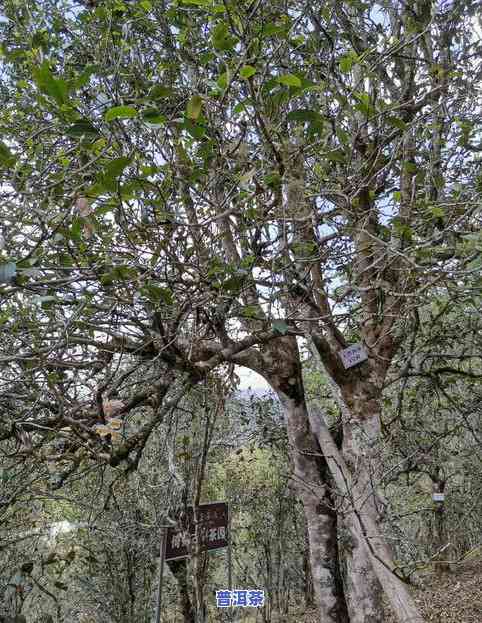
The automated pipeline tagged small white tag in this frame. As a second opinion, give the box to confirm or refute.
[339,343,368,369]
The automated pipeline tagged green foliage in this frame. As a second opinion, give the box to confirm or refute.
[65,119,99,138]
[278,73,302,87]
[0,141,16,168]
[104,106,137,121]
[339,51,358,73]
[0,1,479,616]
[240,65,256,79]
[211,22,237,51]
[32,61,70,106]
[186,95,203,120]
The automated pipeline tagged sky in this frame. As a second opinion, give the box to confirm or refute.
[236,366,270,391]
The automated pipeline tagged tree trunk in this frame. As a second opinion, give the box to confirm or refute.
[167,559,196,623]
[308,408,426,623]
[431,478,450,574]
[311,355,385,623]
[340,400,385,623]
[303,519,315,609]
[191,531,208,622]
[262,337,349,623]
[339,511,384,623]
[277,390,349,623]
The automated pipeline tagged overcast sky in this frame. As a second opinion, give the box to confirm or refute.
[236,366,270,390]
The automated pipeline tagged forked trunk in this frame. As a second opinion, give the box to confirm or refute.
[309,408,426,623]
[263,337,349,623]
[244,336,349,622]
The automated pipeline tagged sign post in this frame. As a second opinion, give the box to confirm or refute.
[227,504,233,622]
[154,526,168,623]
[157,502,229,621]
[165,502,229,561]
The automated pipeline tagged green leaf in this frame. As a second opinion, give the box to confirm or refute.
[220,275,244,293]
[98,156,131,192]
[263,172,282,189]
[75,64,98,89]
[148,84,173,99]
[336,128,350,145]
[278,74,302,87]
[104,106,137,122]
[110,265,136,281]
[233,100,247,114]
[262,23,287,38]
[184,119,206,139]
[186,95,203,120]
[240,65,256,79]
[391,217,413,241]
[403,161,417,174]
[292,241,317,256]
[142,108,166,126]
[31,29,49,51]
[69,217,82,242]
[217,72,229,90]
[272,320,289,335]
[287,109,323,123]
[141,282,173,305]
[325,149,346,163]
[104,157,131,180]
[65,119,99,138]
[339,53,356,73]
[241,305,259,318]
[181,0,211,5]
[467,255,482,271]
[299,78,324,93]
[211,22,237,51]
[386,116,407,131]
[430,206,445,219]
[239,168,256,185]
[0,141,16,168]
[354,92,374,117]
[32,61,69,105]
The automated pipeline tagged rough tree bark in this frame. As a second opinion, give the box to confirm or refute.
[308,408,426,623]
[167,559,196,623]
[303,519,315,610]
[338,382,386,623]
[256,337,349,623]
[309,342,385,623]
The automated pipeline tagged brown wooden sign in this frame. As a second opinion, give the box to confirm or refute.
[165,502,229,561]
